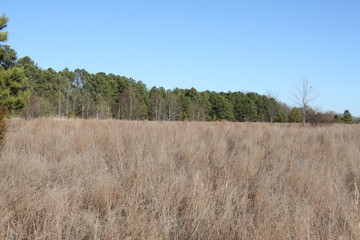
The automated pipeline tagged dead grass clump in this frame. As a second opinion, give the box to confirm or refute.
[0,118,360,239]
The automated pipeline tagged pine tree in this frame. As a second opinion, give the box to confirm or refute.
[0,14,8,146]
[0,67,30,112]
[0,45,17,69]
[289,107,303,123]
[0,14,8,42]
[342,110,353,124]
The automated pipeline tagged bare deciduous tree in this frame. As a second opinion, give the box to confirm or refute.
[293,78,319,126]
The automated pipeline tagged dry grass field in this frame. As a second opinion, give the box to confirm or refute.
[0,118,360,239]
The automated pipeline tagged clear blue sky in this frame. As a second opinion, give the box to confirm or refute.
[2,0,360,116]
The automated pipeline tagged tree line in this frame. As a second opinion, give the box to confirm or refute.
[16,58,282,122]
[0,14,356,124]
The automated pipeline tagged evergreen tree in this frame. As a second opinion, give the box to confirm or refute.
[263,95,280,122]
[0,14,6,139]
[0,45,17,69]
[190,89,211,121]
[274,111,289,123]
[134,80,149,119]
[209,92,235,121]
[0,15,30,114]
[0,14,8,42]
[16,56,42,94]
[236,94,258,122]
[0,67,30,112]
[180,94,193,121]
[342,110,353,124]
[227,91,246,121]
[289,107,303,123]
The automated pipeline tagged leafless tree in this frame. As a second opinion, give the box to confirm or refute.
[149,91,164,121]
[293,78,319,126]
[164,90,182,121]
[118,87,141,120]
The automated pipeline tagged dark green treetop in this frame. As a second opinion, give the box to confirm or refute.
[342,110,353,124]
[0,67,30,111]
[0,45,17,69]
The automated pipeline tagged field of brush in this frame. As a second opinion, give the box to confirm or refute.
[0,118,360,239]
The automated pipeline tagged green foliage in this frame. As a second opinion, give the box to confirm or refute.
[289,108,303,123]
[17,58,352,124]
[342,110,353,124]
[0,14,29,123]
[0,12,354,124]
[180,94,193,121]
[274,111,289,123]
[0,104,7,146]
[194,91,211,121]
[209,93,235,121]
[0,13,289,122]
[0,14,8,42]
[0,67,30,112]
[228,91,245,121]
[16,57,42,93]
[8,55,351,123]
[12,57,289,122]
[333,114,342,123]
[263,96,280,122]
[0,45,17,69]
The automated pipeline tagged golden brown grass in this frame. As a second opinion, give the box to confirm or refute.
[0,118,360,239]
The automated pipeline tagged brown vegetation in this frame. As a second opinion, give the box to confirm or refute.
[0,118,360,239]
[0,105,7,146]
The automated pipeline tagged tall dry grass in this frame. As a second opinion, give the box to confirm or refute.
[0,106,7,147]
[0,118,360,239]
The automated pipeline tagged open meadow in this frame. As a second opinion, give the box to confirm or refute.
[0,118,360,239]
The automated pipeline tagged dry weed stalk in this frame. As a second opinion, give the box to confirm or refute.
[0,118,359,239]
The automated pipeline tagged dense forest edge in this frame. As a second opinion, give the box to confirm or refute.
[0,14,358,124]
